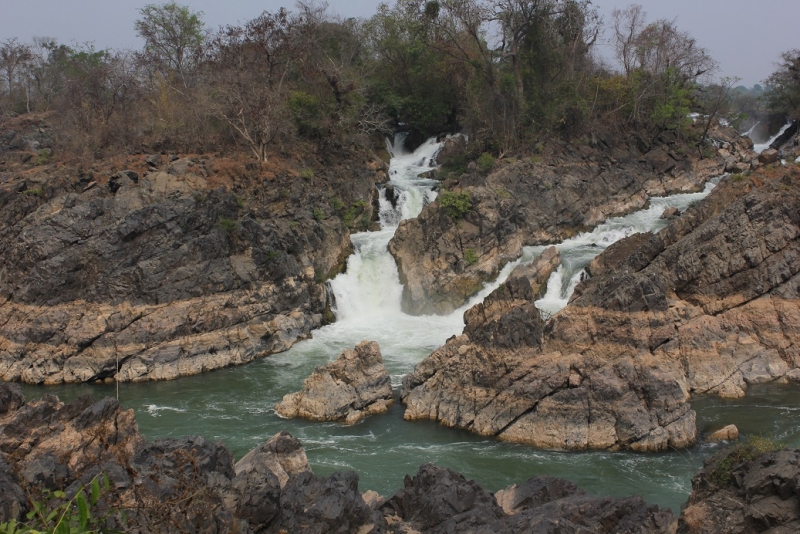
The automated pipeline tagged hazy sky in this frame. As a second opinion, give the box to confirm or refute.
[1,0,797,86]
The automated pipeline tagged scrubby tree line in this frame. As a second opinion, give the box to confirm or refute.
[0,0,796,162]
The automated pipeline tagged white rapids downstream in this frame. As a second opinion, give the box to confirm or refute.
[20,135,800,513]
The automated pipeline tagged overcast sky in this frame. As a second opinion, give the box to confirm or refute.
[1,0,797,86]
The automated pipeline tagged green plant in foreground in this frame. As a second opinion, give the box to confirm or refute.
[312,208,325,221]
[438,189,472,220]
[0,474,115,534]
[330,197,345,211]
[300,168,314,180]
[22,187,44,196]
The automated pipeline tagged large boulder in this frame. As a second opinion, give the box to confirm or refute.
[276,341,393,424]
[403,166,800,451]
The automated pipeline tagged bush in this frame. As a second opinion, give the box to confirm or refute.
[0,474,115,534]
[300,168,314,180]
[708,435,783,488]
[477,153,495,174]
[217,217,237,232]
[464,248,478,265]
[330,197,345,211]
[438,189,472,220]
[312,208,325,221]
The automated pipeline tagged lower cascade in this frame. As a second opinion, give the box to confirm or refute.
[19,137,800,514]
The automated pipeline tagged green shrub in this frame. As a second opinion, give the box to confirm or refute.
[731,173,745,182]
[495,187,510,199]
[300,168,314,180]
[464,248,478,265]
[0,474,115,534]
[477,153,495,173]
[330,197,345,211]
[708,435,783,488]
[22,187,43,196]
[235,195,245,208]
[312,208,325,221]
[32,150,51,166]
[217,217,237,232]
[438,189,472,220]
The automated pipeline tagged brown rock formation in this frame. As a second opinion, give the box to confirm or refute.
[0,123,386,383]
[275,340,393,424]
[389,123,756,315]
[403,166,800,451]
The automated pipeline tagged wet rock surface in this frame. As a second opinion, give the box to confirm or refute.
[389,123,755,315]
[0,384,682,533]
[403,167,800,451]
[275,340,393,424]
[0,128,385,383]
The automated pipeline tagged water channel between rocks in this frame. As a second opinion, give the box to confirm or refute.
[20,135,800,513]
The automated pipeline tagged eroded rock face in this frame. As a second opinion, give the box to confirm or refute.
[403,167,800,451]
[389,123,755,315]
[0,142,383,383]
[276,340,393,424]
[679,446,800,533]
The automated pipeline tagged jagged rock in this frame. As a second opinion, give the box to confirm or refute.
[383,464,505,532]
[276,341,392,424]
[708,425,739,442]
[403,167,800,451]
[462,247,560,349]
[389,123,751,315]
[679,446,800,533]
[435,136,468,168]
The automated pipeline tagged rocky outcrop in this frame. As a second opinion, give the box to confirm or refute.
[389,123,756,315]
[0,119,387,383]
[0,384,389,533]
[276,341,392,424]
[403,166,800,451]
[679,445,800,533]
[383,464,675,533]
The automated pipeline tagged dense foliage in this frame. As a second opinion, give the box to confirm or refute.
[0,1,745,162]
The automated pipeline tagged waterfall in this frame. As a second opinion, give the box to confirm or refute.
[752,121,793,154]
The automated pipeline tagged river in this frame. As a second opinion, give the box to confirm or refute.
[20,132,800,513]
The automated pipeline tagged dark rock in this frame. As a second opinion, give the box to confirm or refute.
[145,154,162,168]
[0,383,24,414]
[0,456,26,523]
[384,464,504,532]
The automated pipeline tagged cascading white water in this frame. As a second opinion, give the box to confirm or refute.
[533,178,722,316]
[752,121,793,154]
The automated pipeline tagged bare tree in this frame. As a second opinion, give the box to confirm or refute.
[0,38,32,107]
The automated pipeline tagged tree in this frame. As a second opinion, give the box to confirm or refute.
[205,9,297,162]
[764,49,800,120]
[135,2,205,86]
[0,38,32,109]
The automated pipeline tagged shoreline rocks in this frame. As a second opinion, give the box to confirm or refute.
[275,341,393,424]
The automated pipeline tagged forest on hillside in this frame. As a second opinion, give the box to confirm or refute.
[0,0,798,162]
